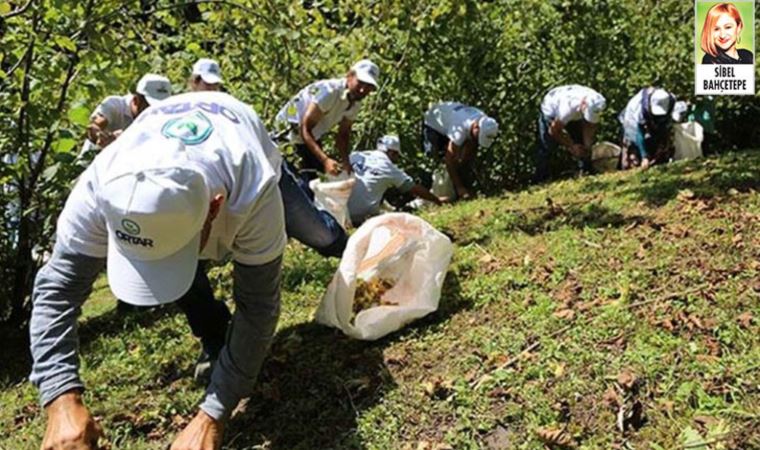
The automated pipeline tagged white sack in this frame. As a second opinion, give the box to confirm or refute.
[315,213,454,340]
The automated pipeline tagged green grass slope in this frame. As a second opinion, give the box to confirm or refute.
[2,151,759,450]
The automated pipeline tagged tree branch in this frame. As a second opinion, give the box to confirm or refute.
[1,0,33,19]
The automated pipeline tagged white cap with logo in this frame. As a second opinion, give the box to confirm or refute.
[477,116,499,148]
[351,59,380,87]
[136,74,172,105]
[100,138,210,306]
[377,135,401,153]
[583,94,606,124]
[650,88,673,116]
[192,58,223,85]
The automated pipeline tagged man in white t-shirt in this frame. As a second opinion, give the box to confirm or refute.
[81,74,172,155]
[189,58,223,92]
[275,59,379,183]
[535,84,606,182]
[348,135,442,225]
[423,102,499,200]
[29,92,285,450]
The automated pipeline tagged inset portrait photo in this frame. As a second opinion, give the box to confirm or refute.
[697,2,754,64]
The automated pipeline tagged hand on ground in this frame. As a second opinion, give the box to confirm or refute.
[170,410,224,450]
[41,391,103,450]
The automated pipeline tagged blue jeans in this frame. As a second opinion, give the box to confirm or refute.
[179,160,347,358]
[535,114,593,183]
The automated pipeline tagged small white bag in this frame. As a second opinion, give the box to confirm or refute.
[315,213,454,340]
[431,166,456,199]
[673,121,704,161]
[309,176,356,229]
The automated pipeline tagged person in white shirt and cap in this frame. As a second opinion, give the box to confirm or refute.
[618,87,676,170]
[275,59,379,184]
[422,102,499,200]
[535,84,606,182]
[189,58,223,92]
[29,91,286,450]
[348,135,442,226]
[82,73,172,154]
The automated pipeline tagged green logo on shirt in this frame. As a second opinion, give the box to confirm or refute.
[121,219,141,235]
[161,111,214,145]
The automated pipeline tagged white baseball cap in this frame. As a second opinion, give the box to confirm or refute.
[583,94,606,124]
[477,116,499,148]
[136,74,172,105]
[350,59,379,87]
[99,138,210,306]
[650,89,673,116]
[377,135,401,153]
[192,58,223,85]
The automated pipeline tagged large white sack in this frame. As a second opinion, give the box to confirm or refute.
[315,213,454,340]
[309,176,356,230]
[591,141,622,173]
[673,121,704,161]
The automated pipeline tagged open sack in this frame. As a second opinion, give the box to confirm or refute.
[309,175,356,229]
[315,213,454,340]
[673,121,704,161]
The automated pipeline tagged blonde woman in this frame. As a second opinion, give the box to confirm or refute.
[700,3,753,64]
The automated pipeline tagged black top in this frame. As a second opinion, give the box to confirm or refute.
[702,49,754,65]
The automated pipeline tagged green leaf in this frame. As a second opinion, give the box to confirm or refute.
[54,36,77,52]
[68,105,91,126]
[681,426,708,449]
[52,138,77,154]
[42,163,60,181]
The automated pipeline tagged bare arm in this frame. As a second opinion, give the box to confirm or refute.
[336,118,353,174]
[300,103,340,175]
[443,141,470,198]
[409,184,442,205]
[548,119,576,149]
[85,115,118,148]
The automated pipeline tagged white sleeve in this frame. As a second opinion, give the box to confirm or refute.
[55,164,108,257]
[231,181,287,266]
[388,165,415,192]
[313,84,338,113]
[449,125,467,147]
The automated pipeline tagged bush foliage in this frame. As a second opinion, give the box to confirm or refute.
[0,0,758,324]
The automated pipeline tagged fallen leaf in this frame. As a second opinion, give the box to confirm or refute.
[553,363,566,378]
[553,309,576,320]
[536,426,574,448]
[603,386,621,409]
[737,311,753,328]
[617,369,638,391]
[693,415,718,428]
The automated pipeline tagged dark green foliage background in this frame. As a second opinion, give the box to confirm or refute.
[0,0,758,323]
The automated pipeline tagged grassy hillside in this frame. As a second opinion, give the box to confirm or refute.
[1,152,759,450]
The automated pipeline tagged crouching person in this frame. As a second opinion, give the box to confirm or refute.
[422,102,499,200]
[535,85,606,182]
[619,87,676,169]
[348,135,442,226]
[30,92,286,450]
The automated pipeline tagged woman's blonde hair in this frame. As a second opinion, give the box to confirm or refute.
[701,3,744,57]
